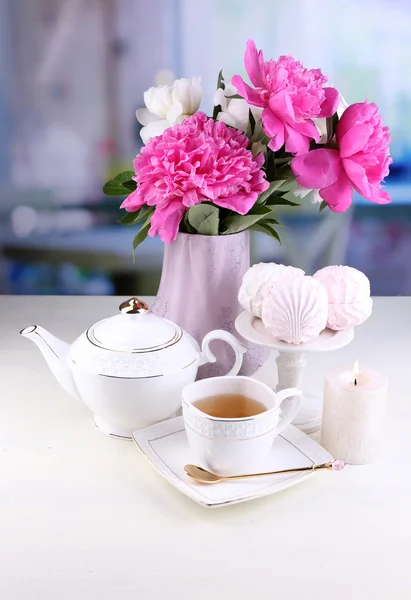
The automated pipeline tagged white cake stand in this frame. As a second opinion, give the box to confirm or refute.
[235,311,354,434]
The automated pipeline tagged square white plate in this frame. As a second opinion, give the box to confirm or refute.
[132,417,333,508]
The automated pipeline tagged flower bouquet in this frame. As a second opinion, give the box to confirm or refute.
[103,39,391,378]
[104,39,391,250]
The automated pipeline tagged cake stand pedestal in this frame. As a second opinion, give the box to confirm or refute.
[235,311,354,434]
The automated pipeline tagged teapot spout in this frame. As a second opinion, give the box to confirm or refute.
[20,325,80,400]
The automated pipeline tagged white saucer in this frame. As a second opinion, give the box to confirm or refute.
[132,416,333,508]
[235,311,354,352]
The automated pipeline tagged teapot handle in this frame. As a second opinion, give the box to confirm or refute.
[199,329,247,376]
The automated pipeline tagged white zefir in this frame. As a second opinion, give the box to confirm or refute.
[313,265,373,331]
[238,262,304,318]
[321,363,388,465]
[261,275,328,344]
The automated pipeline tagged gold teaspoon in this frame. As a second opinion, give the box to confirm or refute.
[184,460,345,484]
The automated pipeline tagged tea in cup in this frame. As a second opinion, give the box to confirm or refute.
[182,376,302,476]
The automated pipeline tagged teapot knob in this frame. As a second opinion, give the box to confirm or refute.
[119,297,149,314]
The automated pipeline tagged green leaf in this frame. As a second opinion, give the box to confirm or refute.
[220,206,273,234]
[260,217,280,226]
[249,119,270,146]
[187,204,220,235]
[248,109,256,136]
[251,222,281,244]
[265,195,300,207]
[326,112,339,142]
[256,180,287,205]
[216,69,225,90]
[267,190,288,198]
[181,211,197,234]
[273,158,291,166]
[103,171,136,196]
[213,106,222,120]
[212,69,225,120]
[113,170,135,182]
[117,206,154,226]
[265,152,277,181]
[118,211,142,226]
[225,94,243,100]
[122,180,137,192]
[319,200,328,212]
[132,219,151,253]
[248,204,275,216]
[275,164,294,179]
[250,140,267,157]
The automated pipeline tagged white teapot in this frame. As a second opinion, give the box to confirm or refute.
[20,298,246,439]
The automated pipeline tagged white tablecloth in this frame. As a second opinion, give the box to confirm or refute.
[1,295,410,599]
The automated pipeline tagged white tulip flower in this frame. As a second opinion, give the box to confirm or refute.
[214,81,262,132]
[294,185,323,204]
[136,77,202,144]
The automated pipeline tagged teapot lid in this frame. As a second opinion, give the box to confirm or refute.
[88,298,180,352]
[68,298,201,378]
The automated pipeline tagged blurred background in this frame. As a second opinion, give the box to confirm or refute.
[0,0,410,296]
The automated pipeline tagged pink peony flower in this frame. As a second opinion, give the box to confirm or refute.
[121,112,269,243]
[291,101,392,211]
[232,40,339,155]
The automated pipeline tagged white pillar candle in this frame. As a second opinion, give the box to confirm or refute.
[321,363,388,465]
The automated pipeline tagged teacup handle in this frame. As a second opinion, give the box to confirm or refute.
[272,388,303,437]
[200,329,247,376]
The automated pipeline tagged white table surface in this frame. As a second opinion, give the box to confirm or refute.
[1,295,411,600]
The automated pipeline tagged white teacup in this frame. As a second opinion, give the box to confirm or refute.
[182,376,302,476]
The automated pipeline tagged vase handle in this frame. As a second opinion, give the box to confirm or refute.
[200,329,247,376]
